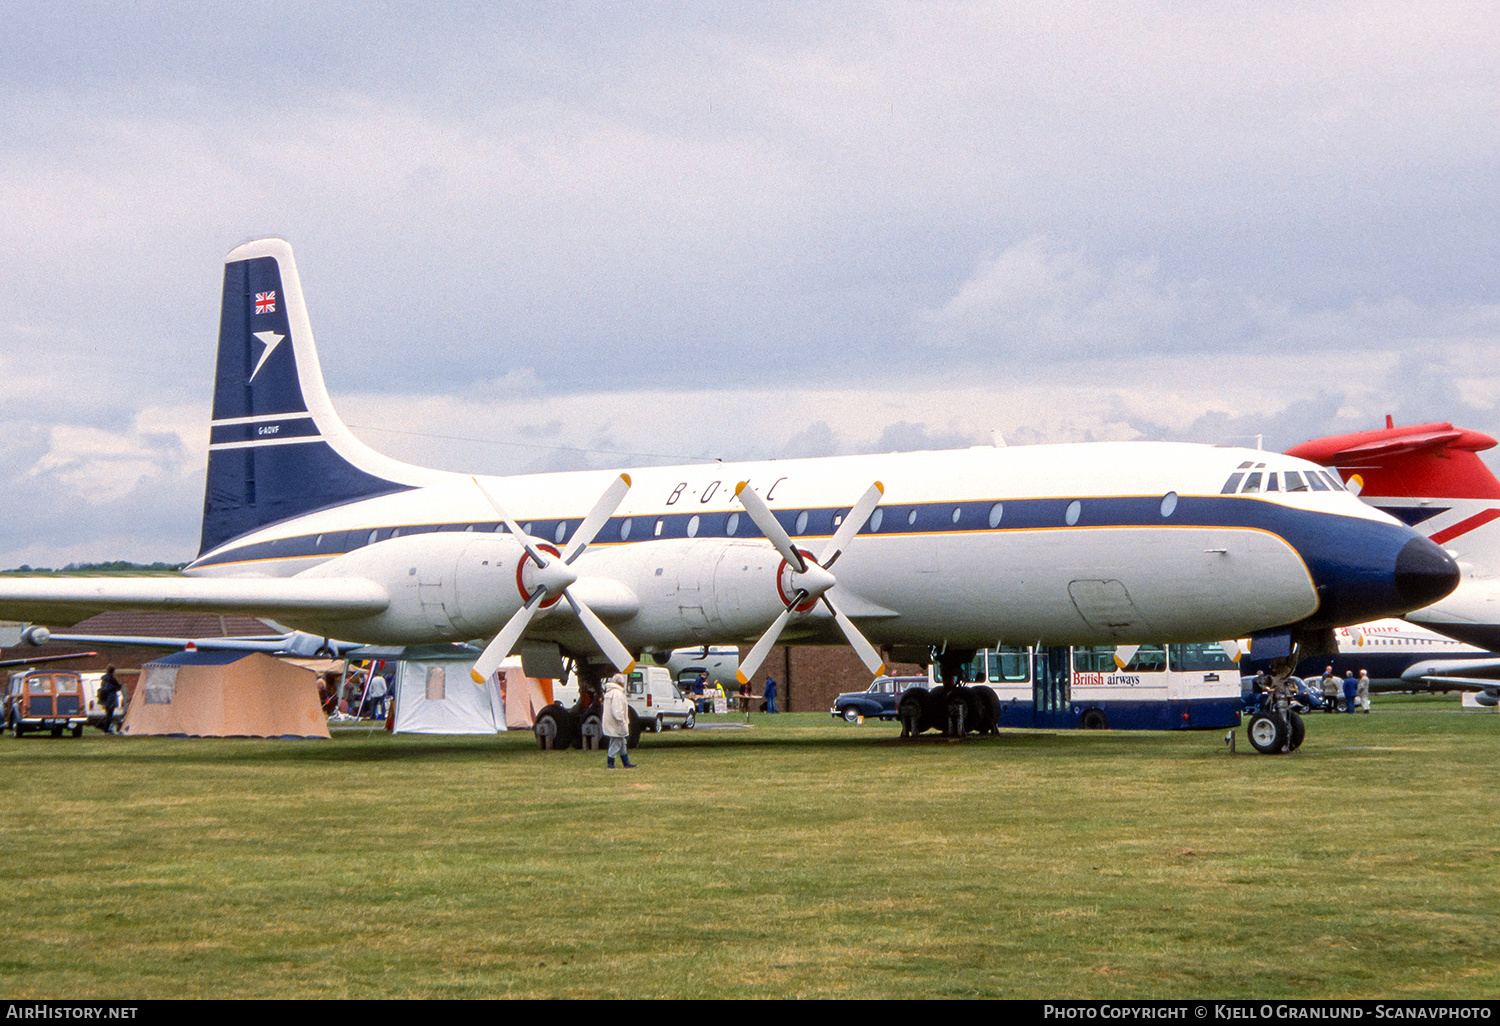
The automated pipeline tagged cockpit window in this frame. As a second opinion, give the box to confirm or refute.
[1322,471,1345,491]
[1306,472,1329,491]
[1265,473,1279,492]
[1284,471,1307,492]
[1221,473,1244,494]
[1241,472,1263,494]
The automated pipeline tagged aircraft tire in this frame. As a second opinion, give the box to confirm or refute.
[1247,711,1288,755]
[898,692,925,737]
[534,704,575,751]
[945,687,969,737]
[578,707,603,750]
[970,686,1001,734]
[1286,710,1306,752]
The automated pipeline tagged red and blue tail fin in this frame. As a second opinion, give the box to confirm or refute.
[1286,420,1500,562]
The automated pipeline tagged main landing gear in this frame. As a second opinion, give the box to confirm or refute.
[898,648,1001,739]
[533,661,641,753]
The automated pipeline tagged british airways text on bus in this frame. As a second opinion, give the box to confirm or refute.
[927,643,1243,731]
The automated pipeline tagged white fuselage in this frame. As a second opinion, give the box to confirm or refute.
[184,441,1408,654]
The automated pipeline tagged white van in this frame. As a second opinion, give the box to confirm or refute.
[626,666,696,732]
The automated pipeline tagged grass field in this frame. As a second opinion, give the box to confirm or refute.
[1,696,1496,999]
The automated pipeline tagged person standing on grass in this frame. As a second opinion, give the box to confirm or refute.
[97,665,122,734]
[1343,669,1358,713]
[764,676,778,714]
[1358,669,1371,713]
[1321,666,1339,712]
[602,673,635,769]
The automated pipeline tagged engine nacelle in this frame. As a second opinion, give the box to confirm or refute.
[292,531,531,644]
[21,625,51,646]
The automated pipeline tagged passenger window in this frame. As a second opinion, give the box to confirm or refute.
[654,518,665,537]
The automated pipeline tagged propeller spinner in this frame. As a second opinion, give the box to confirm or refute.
[468,474,636,683]
[733,480,887,684]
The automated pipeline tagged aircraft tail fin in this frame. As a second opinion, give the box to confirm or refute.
[1286,420,1500,567]
[199,240,434,557]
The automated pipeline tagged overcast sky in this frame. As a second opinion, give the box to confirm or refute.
[3,1,1499,566]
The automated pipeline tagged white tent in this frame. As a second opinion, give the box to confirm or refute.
[391,654,506,734]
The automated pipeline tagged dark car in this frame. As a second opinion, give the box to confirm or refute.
[830,676,929,722]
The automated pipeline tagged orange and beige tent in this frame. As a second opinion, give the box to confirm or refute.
[122,649,329,738]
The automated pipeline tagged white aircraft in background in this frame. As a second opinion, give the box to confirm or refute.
[0,240,1460,697]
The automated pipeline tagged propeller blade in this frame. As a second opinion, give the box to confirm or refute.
[819,481,884,569]
[736,605,796,684]
[562,590,636,673]
[1113,645,1139,670]
[471,477,550,568]
[469,591,546,683]
[735,481,806,571]
[822,595,887,676]
[561,473,632,565]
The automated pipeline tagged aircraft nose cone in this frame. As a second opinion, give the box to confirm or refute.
[1394,536,1461,609]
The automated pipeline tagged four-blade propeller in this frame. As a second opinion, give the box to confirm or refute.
[733,480,887,684]
[469,474,636,684]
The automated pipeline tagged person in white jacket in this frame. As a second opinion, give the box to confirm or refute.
[602,674,636,769]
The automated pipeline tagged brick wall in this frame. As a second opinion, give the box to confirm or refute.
[737,645,927,712]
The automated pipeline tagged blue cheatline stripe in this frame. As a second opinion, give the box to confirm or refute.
[190,492,1383,576]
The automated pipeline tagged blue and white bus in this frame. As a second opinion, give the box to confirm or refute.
[927,642,1243,731]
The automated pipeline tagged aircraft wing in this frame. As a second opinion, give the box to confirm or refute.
[1414,674,1500,694]
[0,577,389,628]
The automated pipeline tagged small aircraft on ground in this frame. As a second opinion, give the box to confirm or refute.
[0,241,1460,707]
